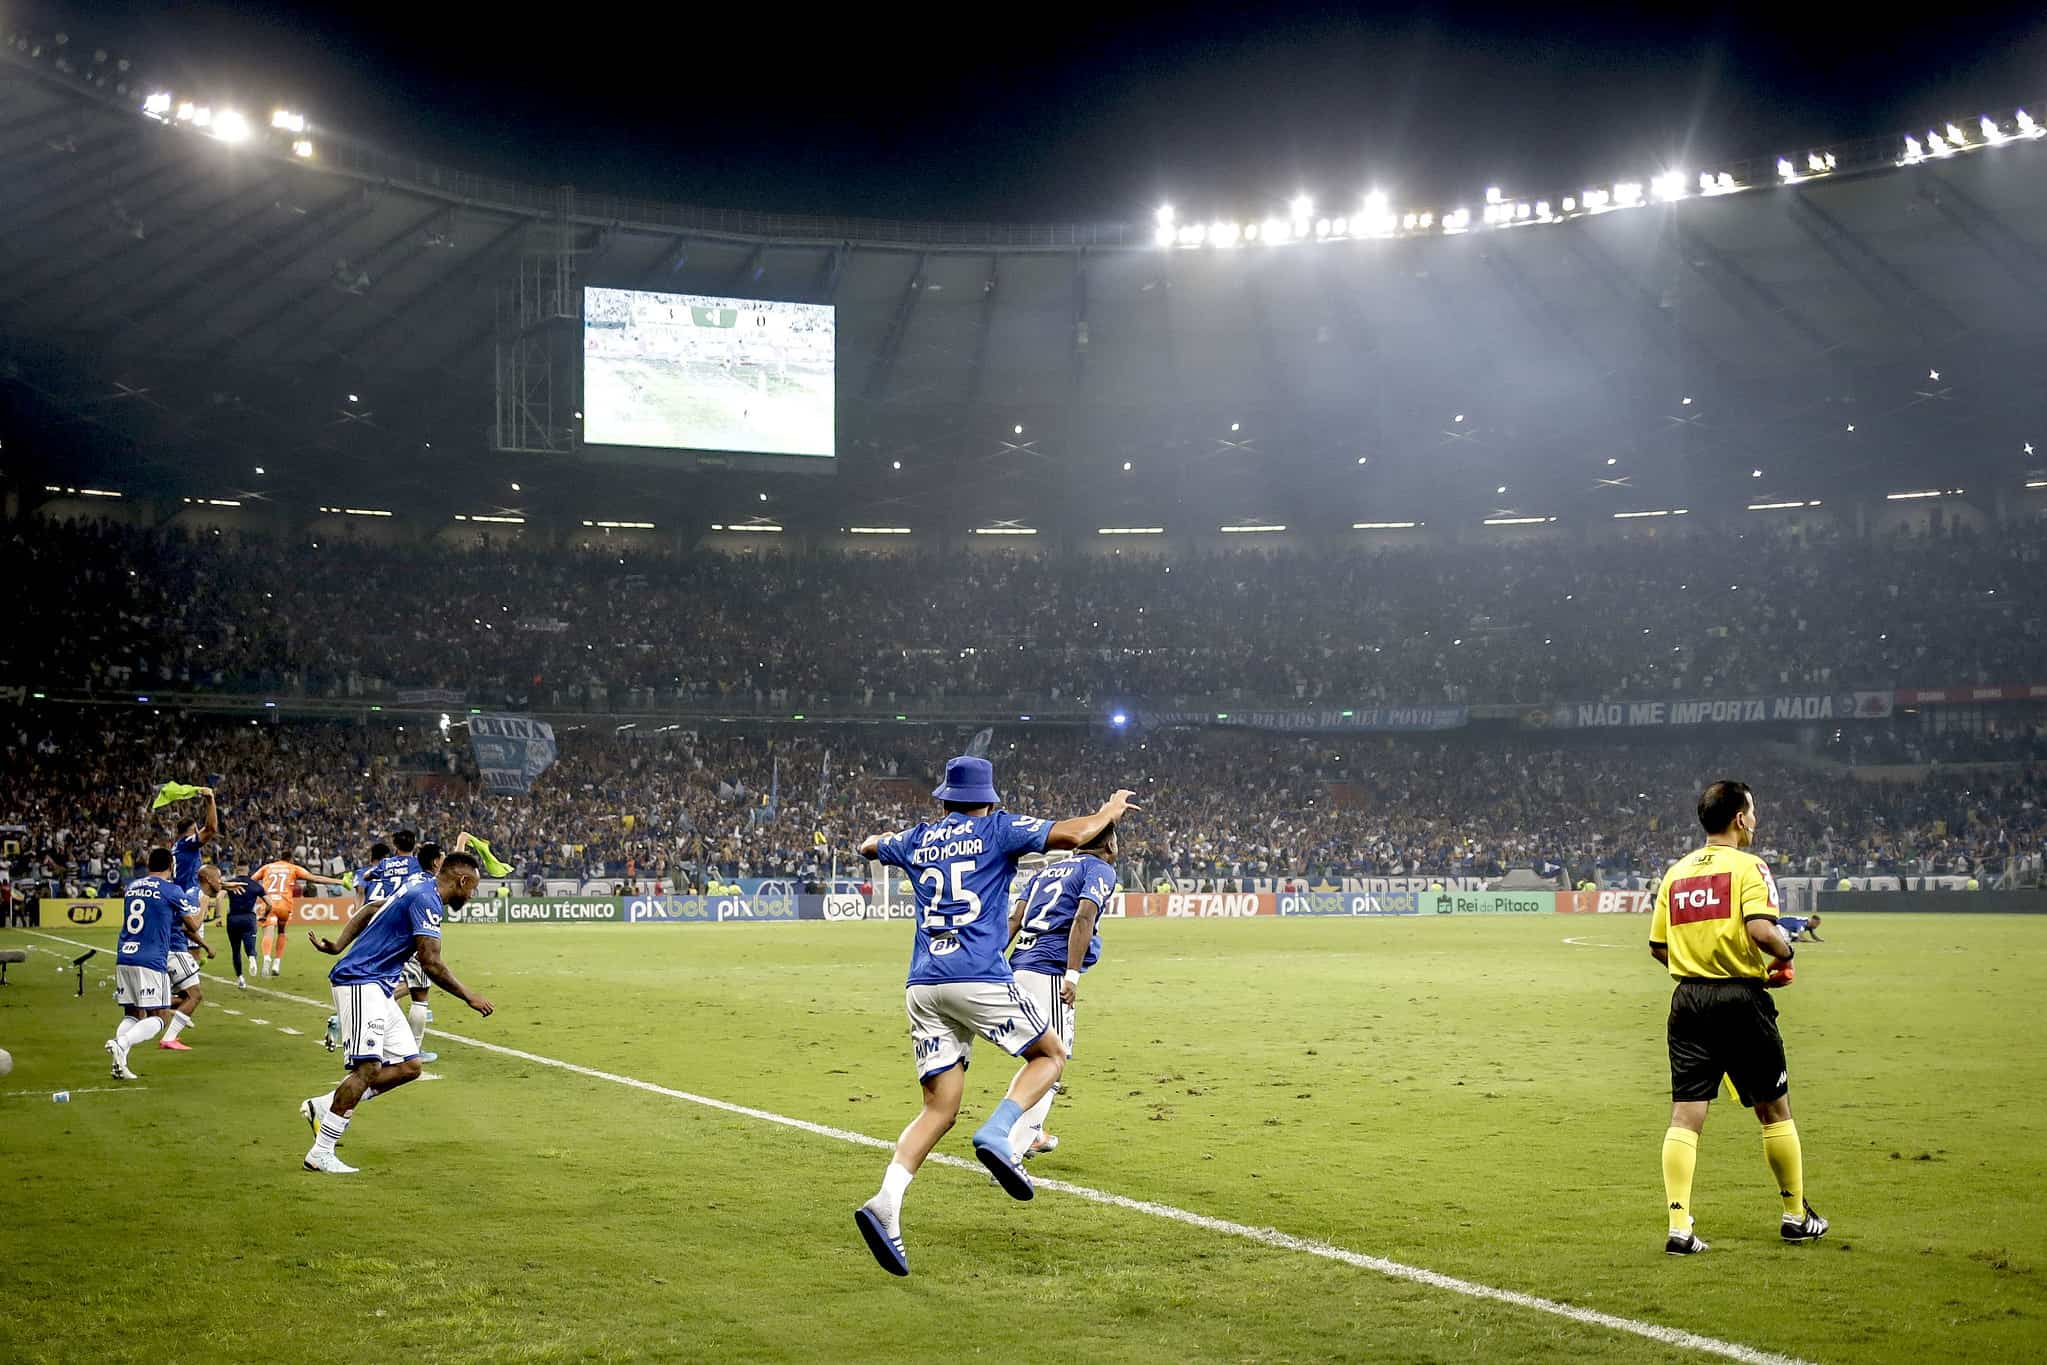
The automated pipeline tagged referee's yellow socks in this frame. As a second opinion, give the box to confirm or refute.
[1661,1127,1698,1233]
[1760,1120,1804,1216]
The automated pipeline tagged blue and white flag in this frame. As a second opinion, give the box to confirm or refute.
[470,714,558,795]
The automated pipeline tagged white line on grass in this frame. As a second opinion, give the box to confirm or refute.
[30,931,1809,1365]
[2,1085,150,1099]
[1562,936,1630,949]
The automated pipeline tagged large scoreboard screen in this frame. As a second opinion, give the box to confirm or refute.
[582,288,834,458]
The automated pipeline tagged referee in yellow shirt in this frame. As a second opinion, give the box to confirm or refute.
[1650,779,1828,1254]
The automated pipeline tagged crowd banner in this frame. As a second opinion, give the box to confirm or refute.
[1892,682,2047,704]
[1277,891,1420,916]
[1556,890,1653,914]
[470,714,559,794]
[1140,706,1467,734]
[393,687,467,705]
[1527,690,1892,730]
[1420,890,1551,915]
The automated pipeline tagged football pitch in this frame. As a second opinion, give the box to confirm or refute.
[3,915,2042,1364]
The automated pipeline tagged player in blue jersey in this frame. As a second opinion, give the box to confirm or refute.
[1002,822,1120,1163]
[104,849,192,1079]
[850,754,1137,1276]
[201,864,271,988]
[297,851,495,1173]
[169,787,218,893]
[158,864,217,1052]
[1779,913,1824,942]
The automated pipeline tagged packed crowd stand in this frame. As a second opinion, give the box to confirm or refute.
[7,517,2045,711]
[4,710,2041,910]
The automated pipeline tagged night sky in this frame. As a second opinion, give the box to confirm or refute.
[30,2,2047,222]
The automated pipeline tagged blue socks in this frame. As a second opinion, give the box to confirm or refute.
[977,1098,1024,1144]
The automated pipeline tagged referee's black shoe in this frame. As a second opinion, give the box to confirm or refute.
[1781,1199,1829,1243]
[1665,1229,1709,1255]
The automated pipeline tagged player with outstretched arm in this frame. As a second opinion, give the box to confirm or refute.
[849,754,1137,1276]
[1650,779,1828,1255]
[296,850,495,1173]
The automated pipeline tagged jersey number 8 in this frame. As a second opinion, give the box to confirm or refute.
[125,897,148,935]
[918,860,983,930]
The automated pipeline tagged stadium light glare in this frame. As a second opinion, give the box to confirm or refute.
[1262,217,1286,242]
[1122,461,1132,471]
[1776,157,1796,180]
[1097,527,1164,535]
[2020,110,2039,136]
[1928,131,1952,156]
[1902,135,1925,164]
[1153,225,1175,247]
[1884,490,1954,501]
[1212,221,1241,246]
[1155,204,1174,226]
[848,526,911,534]
[455,514,525,524]
[585,519,656,528]
[1243,222,1262,242]
[1218,524,1286,533]
[290,138,314,159]
[1353,520,1420,529]
[2026,480,2047,489]
[1613,181,1644,207]
[1290,194,1312,219]
[1332,216,1349,235]
[1752,468,1763,478]
[1483,515,1555,525]
[44,485,123,498]
[1560,197,1575,212]
[1110,712,1129,728]
[891,460,901,470]
[143,91,172,118]
[1651,170,1687,202]
[1314,218,1331,238]
[1945,122,1969,146]
[1747,500,1817,510]
[1485,186,1503,205]
[1981,115,2006,145]
[972,526,1038,535]
[272,109,306,133]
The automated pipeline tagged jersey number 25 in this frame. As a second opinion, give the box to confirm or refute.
[918,860,983,930]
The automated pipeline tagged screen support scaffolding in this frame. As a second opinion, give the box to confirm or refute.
[493,187,581,455]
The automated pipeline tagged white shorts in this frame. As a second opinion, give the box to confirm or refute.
[332,981,420,1066]
[399,956,429,992]
[166,951,201,992]
[115,965,172,1010]
[904,977,1049,1082]
[1011,969,1077,1057]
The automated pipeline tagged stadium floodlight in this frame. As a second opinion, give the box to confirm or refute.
[1651,170,1687,202]
[1981,115,2006,145]
[1513,202,1531,220]
[1485,186,1503,205]
[2019,110,2039,136]
[1290,194,1312,219]
[2027,480,2047,490]
[586,519,656,528]
[1331,216,1348,235]
[1212,221,1241,247]
[1495,484,1506,494]
[1442,208,1470,232]
[1805,152,1827,173]
[1154,224,1174,247]
[1560,197,1576,212]
[1155,204,1174,226]
[1776,157,1796,179]
[972,526,1038,535]
[1902,135,1926,164]
[1261,217,1287,242]
[191,106,214,129]
[1613,509,1688,518]
[1752,468,1763,478]
[1418,211,1434,229]
[1401,213,1420,231]
[271,109,306,133]
[1122,461,1133,471]
[292,139,314,159]
[1218,524,1286,533]
[1885,490,1945,500]
[1353,520,1420,529]
[1945,122,1969,146]
[143,91,171,118]
[720,523,782,533]
[1110,712,1129,728]
[1096,527,1164,535]
[1314,218,1331,238]
[1535,200,1553,219]
[848,526,912,534]
[1747,500,1814,510]
[1483,515,1554,525]
[1230,422,1240,432]
[1243,223,1262,241]
[891,460,901,470]
[1176,224,1203,247]
[1928,131,1952,156]
[1613,181,1644,207]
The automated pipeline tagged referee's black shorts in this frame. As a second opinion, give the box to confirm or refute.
[1667,977,1789,1106]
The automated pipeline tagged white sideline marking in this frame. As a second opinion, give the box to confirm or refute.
[277,1027,304,1036]
[1562,936,1629,949]
[2,1085,150,1099]
[247,1018,272,1025]
[220,1008,245,1016]
[28,931,1807,1365]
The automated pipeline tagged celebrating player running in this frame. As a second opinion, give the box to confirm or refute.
[297,850,495,1174]
[850,754,1137,1276]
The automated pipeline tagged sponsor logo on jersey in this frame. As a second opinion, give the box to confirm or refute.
[1667,873,1732,925]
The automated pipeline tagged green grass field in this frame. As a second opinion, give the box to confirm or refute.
[2,915,2042,1364]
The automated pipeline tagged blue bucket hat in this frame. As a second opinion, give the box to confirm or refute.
[932,755,1000,805]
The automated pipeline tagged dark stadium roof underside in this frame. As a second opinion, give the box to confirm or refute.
[4,57,2047,537]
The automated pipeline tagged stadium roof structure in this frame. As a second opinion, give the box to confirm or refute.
[4,31,2046,541]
